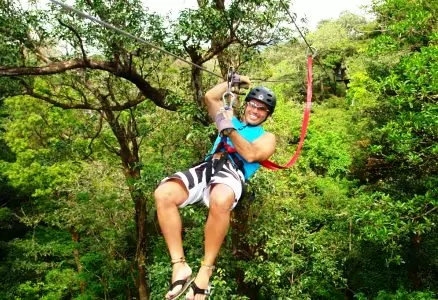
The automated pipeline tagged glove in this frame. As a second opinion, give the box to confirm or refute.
[231,73,240,87]
[215,109,234,134]
[232,74,250,95]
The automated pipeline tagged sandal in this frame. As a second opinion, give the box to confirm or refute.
[187,281,212,298]
[166,257,193,300]
[185,261,215,299]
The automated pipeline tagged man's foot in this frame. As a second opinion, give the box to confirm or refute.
[166,257,193,299]
[185,263,214,300]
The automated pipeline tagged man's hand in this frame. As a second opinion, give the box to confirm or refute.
[232,75,251,94]
[238,75,251,89]
[205,75,251,119]
[215,108,234,134]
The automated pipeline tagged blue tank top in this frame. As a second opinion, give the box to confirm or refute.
[209,117,265,180]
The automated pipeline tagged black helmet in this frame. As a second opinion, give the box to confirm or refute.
[245,86,276,115]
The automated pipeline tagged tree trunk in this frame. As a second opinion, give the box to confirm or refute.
[70,227,86,293]
[190,65,213,126]
[216,51,230,78]
[122,159,150,300]
[121,164,150,300]
[191,65,204,108]
[103,108,150,300]
[408,233,422,290]
[134,185,149,300]
[231,199,259,298]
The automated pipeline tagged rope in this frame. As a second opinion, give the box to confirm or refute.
[48,0,223,79]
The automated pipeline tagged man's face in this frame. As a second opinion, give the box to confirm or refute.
[243,99,270,125]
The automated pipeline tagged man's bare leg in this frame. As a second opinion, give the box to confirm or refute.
[185,184,235,300]
[155,180,192,299]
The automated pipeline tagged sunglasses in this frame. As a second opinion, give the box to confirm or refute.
[247,100,270,113]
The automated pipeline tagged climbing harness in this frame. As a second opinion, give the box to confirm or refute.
[204,137,247,201]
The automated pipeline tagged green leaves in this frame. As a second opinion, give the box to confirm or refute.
[0,1,436,299]
[344,0,438,295]
[372,0,437,50]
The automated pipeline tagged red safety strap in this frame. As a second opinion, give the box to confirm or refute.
[215,138,237,154]
[260,55,313,170]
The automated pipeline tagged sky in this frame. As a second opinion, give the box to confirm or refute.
[35,0,373,31]
[143,0,373,30]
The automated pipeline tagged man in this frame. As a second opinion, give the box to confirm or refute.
[154,76,276,299]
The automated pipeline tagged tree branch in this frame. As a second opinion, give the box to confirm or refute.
[0,59,108,76]
[84,110,104,159]
[201,36,237,64]
[0,59,177,111]
[57,19,88,63]
[412,205,438,221]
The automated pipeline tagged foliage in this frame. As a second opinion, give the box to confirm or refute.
[0,1,437,299]
[307,12,369,98]
[346,0,438,296]
[0,96,136,299]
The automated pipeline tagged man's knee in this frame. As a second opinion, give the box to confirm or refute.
[209,184,235,213]
[154,180,188,208]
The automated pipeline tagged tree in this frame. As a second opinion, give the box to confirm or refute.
[0,0,293,298]
[347,0,438,294]
[308,12,368,97]
[172,0,293,110]
[0,95,139,299]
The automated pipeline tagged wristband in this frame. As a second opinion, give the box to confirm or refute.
[222,128,236,136]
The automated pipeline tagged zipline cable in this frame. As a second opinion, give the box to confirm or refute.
[278,0,314,55]
[278,0,333,81]
[49,0,311,84]
[48,0,223,79]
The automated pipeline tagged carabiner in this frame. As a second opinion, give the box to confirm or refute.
[222,91,236,110]
[226,66,234,91]
[306,46,318,58]
[221,66,237,110]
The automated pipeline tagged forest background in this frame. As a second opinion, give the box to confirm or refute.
[0,0,436,299]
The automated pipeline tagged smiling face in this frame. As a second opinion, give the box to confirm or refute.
[243,99,270,125]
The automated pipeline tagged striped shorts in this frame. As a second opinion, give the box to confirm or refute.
[159,157,245,210]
